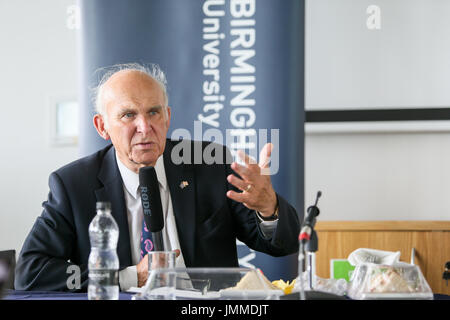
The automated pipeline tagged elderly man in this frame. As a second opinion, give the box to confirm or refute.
[15,64,300,291]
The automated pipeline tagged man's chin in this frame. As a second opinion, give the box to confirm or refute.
[130,153,159,167]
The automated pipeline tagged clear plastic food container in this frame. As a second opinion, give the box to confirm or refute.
[347,262,433,300]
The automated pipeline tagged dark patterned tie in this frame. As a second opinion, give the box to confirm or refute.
[140,219,154,259]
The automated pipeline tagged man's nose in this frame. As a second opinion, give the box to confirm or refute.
[135,115,152,134]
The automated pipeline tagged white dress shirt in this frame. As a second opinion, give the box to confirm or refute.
[116,155,186,291]
[115,153,278,291]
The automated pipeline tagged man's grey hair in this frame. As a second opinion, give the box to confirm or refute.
[92,63,169,119]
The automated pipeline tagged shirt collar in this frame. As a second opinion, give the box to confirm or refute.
[115,152,167,199]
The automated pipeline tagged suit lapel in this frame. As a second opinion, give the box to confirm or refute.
[163,140,196,267]
[94,146,132,267]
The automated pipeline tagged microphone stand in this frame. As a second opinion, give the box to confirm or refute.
[295,228,345,300]
[291,191,346,300]
[305,230,318,290]
[298,227,318,300]
[298,191,321,300]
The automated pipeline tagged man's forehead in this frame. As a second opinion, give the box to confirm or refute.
[101,70,164,104]
[105,69,158,90]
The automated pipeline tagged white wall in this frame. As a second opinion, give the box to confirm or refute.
[305,0,450,110]
[0,0,78,254]
[304,0,450,221]
[305,132,450,220]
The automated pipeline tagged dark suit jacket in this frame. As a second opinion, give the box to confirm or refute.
[15,140,300,291]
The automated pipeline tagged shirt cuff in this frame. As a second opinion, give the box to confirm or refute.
[119,265,138,292]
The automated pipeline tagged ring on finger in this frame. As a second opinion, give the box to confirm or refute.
[245,184,252,192]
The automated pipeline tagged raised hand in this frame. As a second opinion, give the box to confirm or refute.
[226,143,278,217]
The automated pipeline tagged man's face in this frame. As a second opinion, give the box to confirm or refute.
[94,70,171,172]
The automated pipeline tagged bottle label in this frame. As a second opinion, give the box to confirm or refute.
[89,270,119,286]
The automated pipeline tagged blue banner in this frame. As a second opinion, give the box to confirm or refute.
[78,0,304,281]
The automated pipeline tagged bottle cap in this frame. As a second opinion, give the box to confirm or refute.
[96,201,111,210]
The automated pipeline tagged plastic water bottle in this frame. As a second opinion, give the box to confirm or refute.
[88,202,119,300]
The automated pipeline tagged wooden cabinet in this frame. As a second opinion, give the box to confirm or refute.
[315,221,450,295]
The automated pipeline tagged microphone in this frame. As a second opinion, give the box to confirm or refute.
[299,191,322,244]
[139,166,164,251]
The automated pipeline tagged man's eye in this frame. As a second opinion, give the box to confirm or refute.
[123,112,134,118]
[149,110,163,118]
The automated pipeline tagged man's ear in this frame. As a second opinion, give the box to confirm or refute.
[93,114,110,140]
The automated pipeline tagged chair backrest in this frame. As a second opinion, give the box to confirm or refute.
[0,250,16,290]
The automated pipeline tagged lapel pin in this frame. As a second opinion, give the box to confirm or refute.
[179,181,189,189]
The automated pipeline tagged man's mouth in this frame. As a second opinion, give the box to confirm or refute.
[134,142,155,149]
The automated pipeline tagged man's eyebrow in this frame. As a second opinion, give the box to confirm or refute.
[115,105,163,114]
[117,106,135,113]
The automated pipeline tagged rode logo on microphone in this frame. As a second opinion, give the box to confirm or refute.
[140,186,151,216]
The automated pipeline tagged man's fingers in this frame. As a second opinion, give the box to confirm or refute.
[226,190,250,203]
[227,191,255,210]
[259,143,273,168]
[237,149,257,165]
[231,161,253,180]
[234,144,273,171]
[137,254,149,287]
[227,174,250,191]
